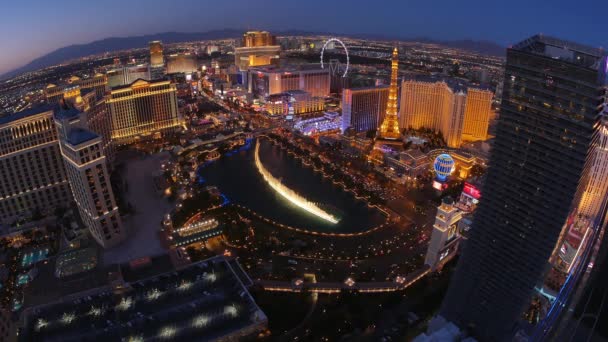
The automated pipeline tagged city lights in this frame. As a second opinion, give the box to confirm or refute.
[192,314,209,328]
[158,326,177,339]
[2,8,604,341]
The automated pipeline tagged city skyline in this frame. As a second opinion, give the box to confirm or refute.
[1,3,608,337]
[1,0,607,76]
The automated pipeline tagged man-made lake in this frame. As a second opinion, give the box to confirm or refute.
[199,139,385,233]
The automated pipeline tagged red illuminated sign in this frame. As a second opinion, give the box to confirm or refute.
[463,182,481,199]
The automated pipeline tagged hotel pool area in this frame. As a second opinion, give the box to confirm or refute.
[17,274,30,286]
[21,248,49,268]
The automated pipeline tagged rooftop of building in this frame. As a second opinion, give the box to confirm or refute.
[110,78,168,92]
[402,74,488,93]
[45,74,106,91]
[512,34,607,70]
[344,85,390,92]
[265,89,313,99]
[244,30,271,34]
[0,104,56,126]
[53,107,81,121]
[20,255,266,342]
[400,148,428,160]
[66,128,99,146]
[249,63,327,73]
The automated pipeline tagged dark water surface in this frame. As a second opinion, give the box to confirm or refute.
[198,139,384,233]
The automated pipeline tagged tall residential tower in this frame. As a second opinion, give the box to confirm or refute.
[55,108,126,248]
[440,35,608,341]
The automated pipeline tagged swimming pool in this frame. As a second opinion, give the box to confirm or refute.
[17,274,29,286]
[21,248,49,268]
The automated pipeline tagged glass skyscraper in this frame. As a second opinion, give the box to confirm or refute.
[440,35,608,341]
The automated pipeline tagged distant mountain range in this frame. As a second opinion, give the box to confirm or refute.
[1,29,505,80]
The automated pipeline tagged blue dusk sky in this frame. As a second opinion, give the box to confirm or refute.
[0,0,606,74]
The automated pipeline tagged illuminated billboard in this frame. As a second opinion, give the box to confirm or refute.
[463,182,481,199]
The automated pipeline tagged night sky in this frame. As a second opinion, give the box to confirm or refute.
[1,0,606,75]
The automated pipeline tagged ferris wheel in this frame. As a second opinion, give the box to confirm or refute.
[320,38,349,78]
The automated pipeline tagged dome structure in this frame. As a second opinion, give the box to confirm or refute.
[434,154,455,181]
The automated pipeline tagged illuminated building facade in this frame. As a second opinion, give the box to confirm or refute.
[248,64,330,98]
[106,79,182,142]
[553,118,608,272]
[107,65,151,88]
[55,108,125,248]
[451,151,476,179]
[171,218,223,247]
[462,88,494,141]
[149,41,166,80]
[265,90,324,116]
[399,80,452,132]
[425,197,463,271]
[577,118,608,220]
[45,74,108,104]
[399,78,493,148]
[82,93,115,163]
[243,31,275,47]
[341,86,389,133]
[149,40,164,66]
[378,48,401,140]
[166,53,197,74]
[0,106,70,225]
[235,31,281,71]
[440,35,608,341]
[444,91,466,148]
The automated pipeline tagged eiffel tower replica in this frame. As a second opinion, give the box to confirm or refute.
[370,47,402,164]
[378,47,401,140]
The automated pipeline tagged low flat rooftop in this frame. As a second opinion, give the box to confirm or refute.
[66,128,98,145]
[20,256,266,342]
[512,34,607,70]
[53,107,82,124]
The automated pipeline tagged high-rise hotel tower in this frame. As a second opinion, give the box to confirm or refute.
[54,108,126,248]
[0,106,70,223]
[149,40,164,66]
[399,78,493,148]
[440,35,608,341]
[106,79,182,143]
[149,40,165,80]
[341,86,389,133]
